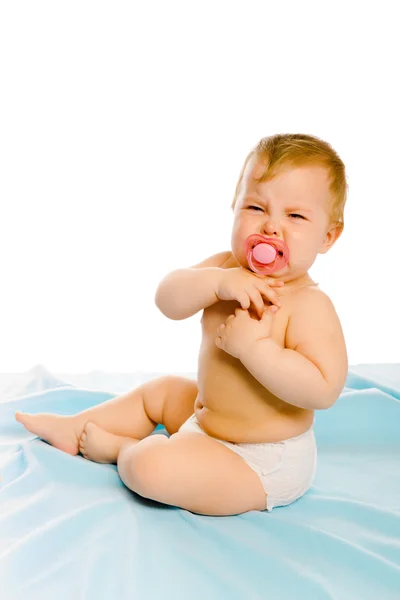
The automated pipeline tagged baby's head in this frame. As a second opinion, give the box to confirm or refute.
[230,133,348,280]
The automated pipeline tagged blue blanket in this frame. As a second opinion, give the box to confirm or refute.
[1,365,399,600]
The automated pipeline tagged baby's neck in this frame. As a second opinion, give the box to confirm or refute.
[277,274,318,297]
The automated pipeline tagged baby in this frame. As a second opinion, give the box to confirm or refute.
[16,133,348,516]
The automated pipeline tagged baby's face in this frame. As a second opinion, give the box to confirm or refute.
[231,156,337,279]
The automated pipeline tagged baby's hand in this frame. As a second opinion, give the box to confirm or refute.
[215,267,283,318]
[215,305,278,359]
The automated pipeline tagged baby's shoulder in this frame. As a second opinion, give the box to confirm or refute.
[285,285,343,349]
[290,283,328,303]
[287,284,336,319]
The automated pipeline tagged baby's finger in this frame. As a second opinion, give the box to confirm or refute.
[237,293,251,311]
[247,287,265,318]
[253,274,284,286]
[258,285,281,308]
[267,279,285,287]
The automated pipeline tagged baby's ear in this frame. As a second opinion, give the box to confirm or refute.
[319,222,343,254]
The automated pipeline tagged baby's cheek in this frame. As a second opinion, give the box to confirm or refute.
[290,231,303,242]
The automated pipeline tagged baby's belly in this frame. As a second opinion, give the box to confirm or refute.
[194,347,314,444]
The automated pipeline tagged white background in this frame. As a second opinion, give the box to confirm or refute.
[0,1,399,373]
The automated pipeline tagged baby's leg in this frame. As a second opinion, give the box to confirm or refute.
[113,430,267,515]
[15,376,198,456]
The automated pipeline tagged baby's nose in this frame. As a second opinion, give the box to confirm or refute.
[262,219,279,236]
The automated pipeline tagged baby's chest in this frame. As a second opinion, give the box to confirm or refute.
[202,300,288,349]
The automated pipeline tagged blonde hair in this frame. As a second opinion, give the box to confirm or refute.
[232,133,348,228]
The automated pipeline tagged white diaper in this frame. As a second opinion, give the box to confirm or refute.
[179,414,317,511]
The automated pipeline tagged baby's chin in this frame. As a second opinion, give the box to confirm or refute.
[248,263,292,279]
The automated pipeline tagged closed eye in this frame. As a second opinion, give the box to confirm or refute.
[289,214,306,220]
[248,206,306,220]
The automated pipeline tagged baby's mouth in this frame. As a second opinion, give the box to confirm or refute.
[244,235,290,275]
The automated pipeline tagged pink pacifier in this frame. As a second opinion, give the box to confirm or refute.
[245,234,290,274]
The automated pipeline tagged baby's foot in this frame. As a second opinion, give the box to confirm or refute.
[79,422,134,464]
[15,411,82,455]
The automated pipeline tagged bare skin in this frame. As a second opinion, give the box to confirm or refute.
[15,375,198,457]
[15,411,82,456]
[15,380,268,515]
[194,253,318,444]
[79,422,131,463]
[15,160,348,515]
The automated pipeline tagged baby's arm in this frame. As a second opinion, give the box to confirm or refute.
[239,290,348,410]
[155,251,232,320]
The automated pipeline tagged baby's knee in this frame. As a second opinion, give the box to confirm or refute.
[117,435,169,498]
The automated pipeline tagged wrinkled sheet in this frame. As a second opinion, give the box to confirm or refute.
[1,365,399,600]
